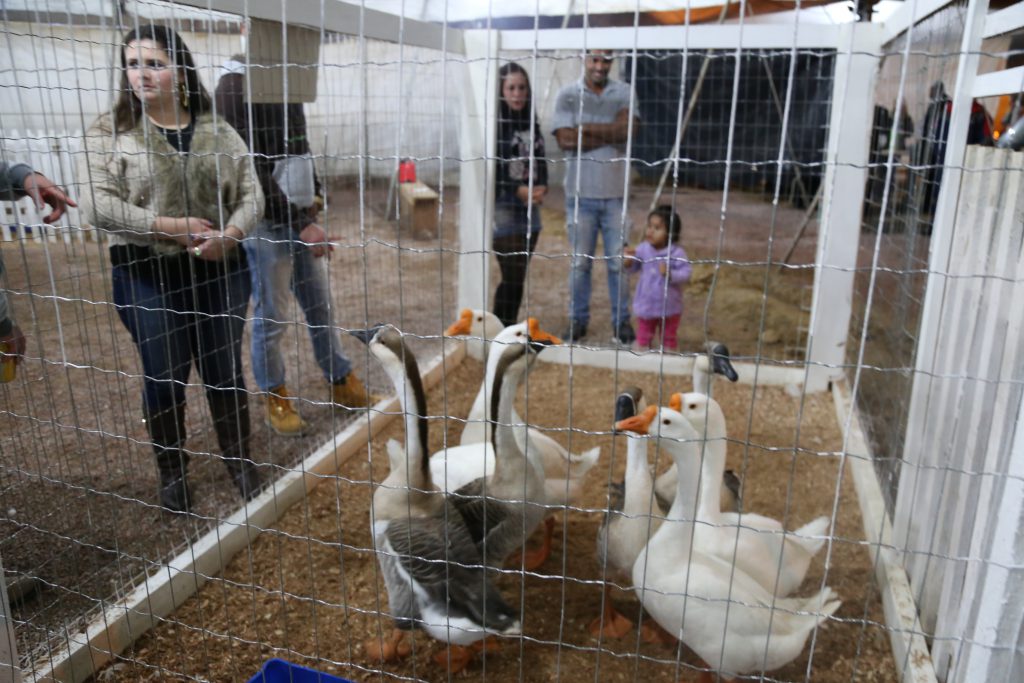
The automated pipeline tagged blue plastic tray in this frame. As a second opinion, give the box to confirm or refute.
[246,658,352,683]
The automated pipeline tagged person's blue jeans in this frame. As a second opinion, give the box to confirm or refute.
[244,220,351,392]
[565,196,631,329]
[112,251,251,416]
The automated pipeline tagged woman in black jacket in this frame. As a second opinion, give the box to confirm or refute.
[493,62,548,328]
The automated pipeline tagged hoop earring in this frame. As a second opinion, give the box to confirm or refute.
[179,83,189,110]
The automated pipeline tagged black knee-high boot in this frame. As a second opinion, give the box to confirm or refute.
[207,389,262,501]
[146,404,191,513]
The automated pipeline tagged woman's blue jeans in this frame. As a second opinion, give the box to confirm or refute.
[112,249,251,417]
[243,221,351,392]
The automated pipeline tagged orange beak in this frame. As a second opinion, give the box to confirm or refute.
[444,309,474,337]
[527,318,562,345]
[614,405,657,435]
[669,393,683,412]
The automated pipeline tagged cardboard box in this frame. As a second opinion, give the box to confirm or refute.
[398,181,439,239]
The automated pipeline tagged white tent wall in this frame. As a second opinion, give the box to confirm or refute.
[307,38,462,185]
[0,23,241,134]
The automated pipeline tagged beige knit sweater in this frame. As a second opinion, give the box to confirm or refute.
[79,111,264,256]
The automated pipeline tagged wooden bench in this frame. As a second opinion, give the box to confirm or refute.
[398,181,439,239]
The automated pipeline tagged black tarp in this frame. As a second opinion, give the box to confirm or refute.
[624,49,835,206]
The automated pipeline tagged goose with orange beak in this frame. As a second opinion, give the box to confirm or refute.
[668,391,831,597]
[625,401,841,682]
[443,309,601,510]
[445,321,559,570]
[352,325,520,672]
[592,388,675,643]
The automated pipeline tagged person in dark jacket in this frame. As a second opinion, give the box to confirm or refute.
[0,162,76,366]
[492,62,549,328]
[215,48,375,437]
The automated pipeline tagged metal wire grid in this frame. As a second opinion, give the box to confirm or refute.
[2,2,995,682]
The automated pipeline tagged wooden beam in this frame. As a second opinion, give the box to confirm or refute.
[538,347,809,389]
[832,381,939,683]
[171,0,463,52]
[983,2,1024,38]
[972,65,1024,99]
[805,23,881,393]
[457,30,498,313]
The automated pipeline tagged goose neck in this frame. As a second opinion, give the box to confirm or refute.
[662,439,701,545]
[490,350,529,483]
[622,435,654,513]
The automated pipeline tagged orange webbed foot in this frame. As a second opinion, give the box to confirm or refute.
[471,636,503,654]
[364,628,410,661]
[433,644,474,673]
[589,609,634,639]
[509,517,555,571]
[640,618,677,645]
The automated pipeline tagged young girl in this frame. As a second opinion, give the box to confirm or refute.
[625,205,692,350]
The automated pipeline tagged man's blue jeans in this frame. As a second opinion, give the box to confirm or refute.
[112,252,250,416]
[565,196,631,329]
[244,220,351,392]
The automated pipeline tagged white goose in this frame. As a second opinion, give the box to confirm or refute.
[672,391,830,597]
[447,328,557,569]
[624,404,841,681]
[353,325,520,672]
[592,386,672,642]
[653,340,741,511]
[444,309,601,506]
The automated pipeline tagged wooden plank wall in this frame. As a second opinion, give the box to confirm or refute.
[894,146,1024,679]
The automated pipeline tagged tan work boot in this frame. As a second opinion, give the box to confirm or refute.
[265,386,308,436]
[331,373,380,410]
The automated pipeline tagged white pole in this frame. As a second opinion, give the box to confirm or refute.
[804,22,882,393]
[457,30,498,314]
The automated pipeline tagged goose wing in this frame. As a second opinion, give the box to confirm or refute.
[384,513,519,632]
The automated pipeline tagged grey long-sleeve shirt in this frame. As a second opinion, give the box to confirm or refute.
[0,160,34,335]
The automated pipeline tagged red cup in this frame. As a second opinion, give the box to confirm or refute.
[398,159,416,183]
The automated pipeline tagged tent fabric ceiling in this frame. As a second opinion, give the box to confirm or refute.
[361,0,849,24]
[5,0,862,26]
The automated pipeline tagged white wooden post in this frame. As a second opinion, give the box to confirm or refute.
[804,22,882,393]
[456,30,497,315]
[892,0,990,633]
[0,553,23,683]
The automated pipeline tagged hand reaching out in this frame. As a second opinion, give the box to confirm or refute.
[300,223,335,259]
[22,172,77,224]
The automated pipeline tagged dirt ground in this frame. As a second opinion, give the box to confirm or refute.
[99,361,897,683]
[0,181,892,682]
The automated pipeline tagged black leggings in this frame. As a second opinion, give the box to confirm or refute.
[492,231,540,328]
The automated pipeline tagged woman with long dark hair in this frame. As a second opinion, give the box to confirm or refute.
[80,24,264,513]
[493,62,548,327]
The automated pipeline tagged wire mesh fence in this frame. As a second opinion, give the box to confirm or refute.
[1,2,1022,683]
